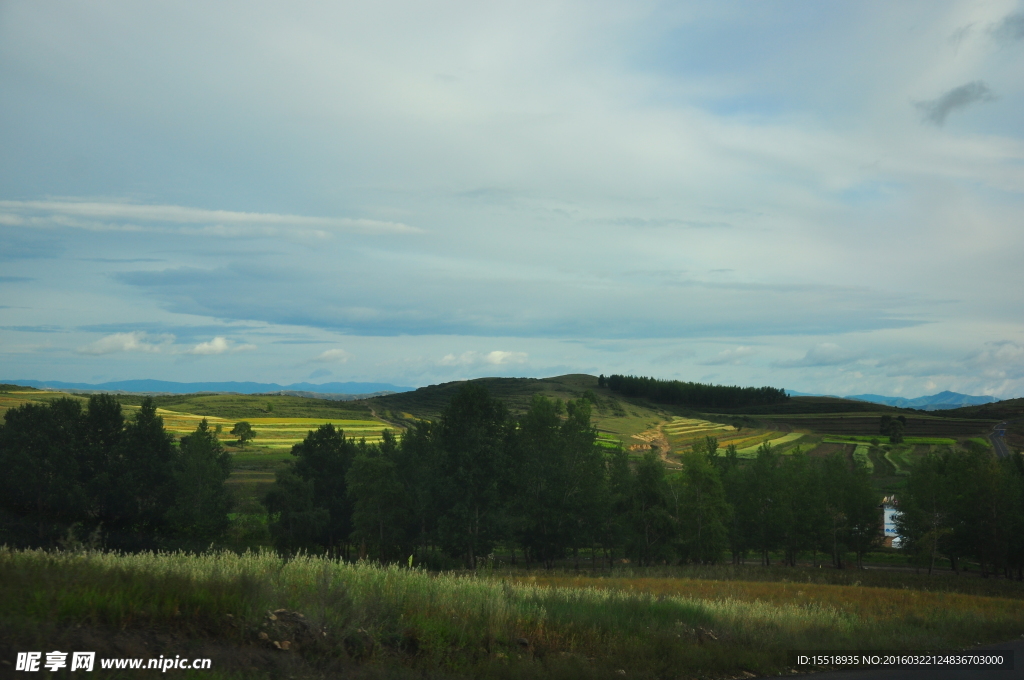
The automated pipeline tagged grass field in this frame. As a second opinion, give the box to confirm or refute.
[852,444,873,472]
[884,447,914,476]
[3,549,1023,680]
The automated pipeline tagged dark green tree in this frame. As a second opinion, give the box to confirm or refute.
[276,423,359,556]
[600,446,633,568]
[512,395,573,567]
[879,415,892,436]
[671,449,730,563]
[897,451,956,574]
[395,421,440,565]
[747,442,786,566]
[231,421,256,449]
[887,419,905,444]
[625,451,676,565]
[0,398,87,546]
[433,383,512,568]
[263,468,329,554]
[348,431,411,561]
[107,398,177,548]
[166,419,233,544]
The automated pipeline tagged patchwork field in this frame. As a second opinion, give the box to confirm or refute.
[749,412,993,437]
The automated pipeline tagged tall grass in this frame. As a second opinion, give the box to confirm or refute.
[2,548,1023,679]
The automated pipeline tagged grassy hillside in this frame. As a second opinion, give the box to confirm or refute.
[368,374,679,446]
[942,397,1024,420]
[4,549,1023,680]
[114,392,374,420]
[367,374,603,419]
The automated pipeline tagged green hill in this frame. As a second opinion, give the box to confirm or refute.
[939,397,1024,420]
[365,374,674,445]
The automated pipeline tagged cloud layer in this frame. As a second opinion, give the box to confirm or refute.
[2,1,1024,397]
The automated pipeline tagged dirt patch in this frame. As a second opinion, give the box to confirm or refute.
[630,426,678,468]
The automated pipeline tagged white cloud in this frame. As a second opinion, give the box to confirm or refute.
[439,350,528,366]
[484,350,528,365]
[0,200,421,236]
[187,336,256,355]
[77,331,170,355]
[313,348,352,363]
[774,343,862,368]
[699,346,754,366]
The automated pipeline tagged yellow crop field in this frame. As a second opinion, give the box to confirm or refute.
[115,405,393,449]
[736,432,804,455]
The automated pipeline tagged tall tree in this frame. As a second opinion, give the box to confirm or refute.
[0,398,86,546]
[433,383,512,568]
[107,398,177,548]
[512,395,572,567]
[166,419,233,544]
[671,450,730,563]
[280,423,359,556]
[263,468,329,554]
[897,451,956,574]
[395,421,440,565]
[625,452,676,566]
[747,442,785,566]
[348,431,411,561]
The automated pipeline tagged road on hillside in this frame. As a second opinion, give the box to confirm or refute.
[990,422,1010,458]
[765,638,1023,680]
[988,419,1021,459]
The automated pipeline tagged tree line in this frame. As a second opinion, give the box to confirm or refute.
[264,383,881,569]
[896,443,1024,578]
[0,395,232,550]
[602,374,790,409]
[6,386,1014,575]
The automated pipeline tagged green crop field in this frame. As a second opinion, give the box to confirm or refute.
[822,435,957,446]
[884,446,916,476]
[736,432,804,456]
[852,444,873,472]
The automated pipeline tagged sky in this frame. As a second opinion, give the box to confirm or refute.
[2,1,1024,397]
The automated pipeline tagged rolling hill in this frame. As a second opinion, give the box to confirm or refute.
[846,390,999,410]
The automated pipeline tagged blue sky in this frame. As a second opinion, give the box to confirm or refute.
[2,1,1024,397]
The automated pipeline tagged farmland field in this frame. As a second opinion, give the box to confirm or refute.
[852,443,873,472]
[735,431,804,455]
[822,434,957,446]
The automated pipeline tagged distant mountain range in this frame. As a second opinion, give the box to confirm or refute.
[2,379,416,396]
[787,389,998,411]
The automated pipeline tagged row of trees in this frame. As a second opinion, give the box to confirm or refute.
[264,383,880,568]
[897,445,1024,578]
[0,396,232,550]
[602,375,789,409]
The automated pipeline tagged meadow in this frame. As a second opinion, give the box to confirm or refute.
[3,548,1023,680]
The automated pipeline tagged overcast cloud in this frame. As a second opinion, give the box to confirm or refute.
[2,0,1024,398]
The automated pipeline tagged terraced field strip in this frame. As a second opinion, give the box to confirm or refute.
[822,435,956,446]
[662,417,736,435]
[240,418,391,449]
[736,432,804,456]
[125,408,392,448]
[852,444,873,472]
